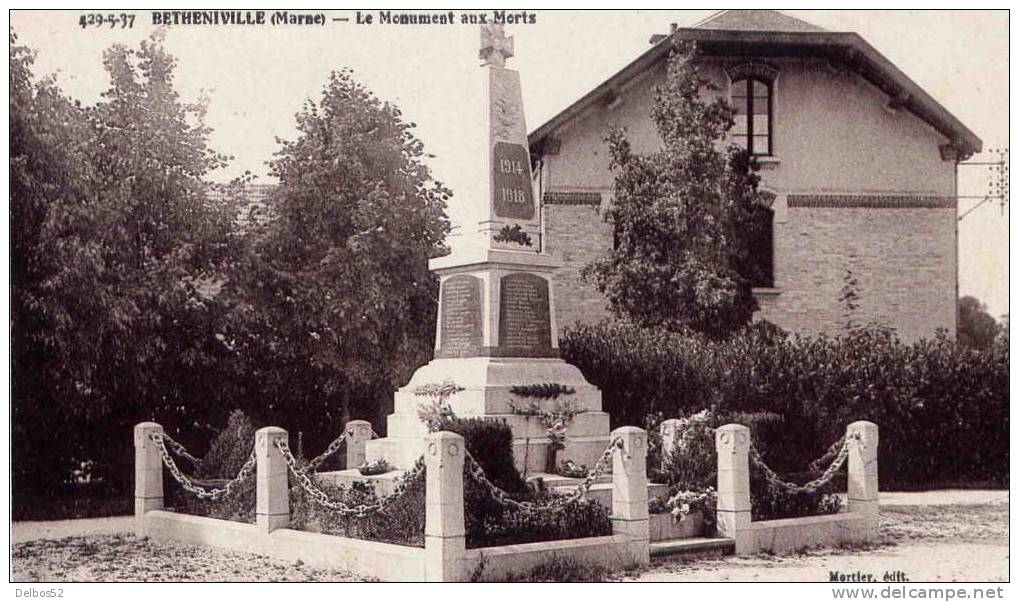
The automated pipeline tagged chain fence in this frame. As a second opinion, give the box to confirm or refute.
[276,438,424,518]
[748,433,857,495]
[662,421,858,495]
[463,436,623,513]
[301,428,352,474]
[150,432,256,501]
[807,434,848,473]
[161,433,202,467]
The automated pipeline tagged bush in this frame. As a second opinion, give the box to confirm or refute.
[170,410,257,523]
[290,459,426,548]
[434,416,528,494]
[425,414,612,548]
[561,321,1008,489]
[653,409,841,523]
[464,484,612,548]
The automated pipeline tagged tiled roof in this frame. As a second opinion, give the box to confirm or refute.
[692,10,826,32]
[529,12,981,159]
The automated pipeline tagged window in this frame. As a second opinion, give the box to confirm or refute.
[731,77,773,156]
[744,205,774,288]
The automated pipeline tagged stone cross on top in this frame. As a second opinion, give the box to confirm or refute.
[479,24,514,68]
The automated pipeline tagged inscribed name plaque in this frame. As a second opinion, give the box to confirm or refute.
[492,142,535,220]
[438,275,484,357]
[498,273,552,354]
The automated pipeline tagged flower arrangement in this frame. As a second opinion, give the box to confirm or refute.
[492,224,533,247]
[509,383,576,399]
[664,487,716,525]
[414,380,464,432]
[357,458,391,476]
[510,397,580,472]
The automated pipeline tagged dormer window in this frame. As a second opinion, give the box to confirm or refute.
[731,76,773,156]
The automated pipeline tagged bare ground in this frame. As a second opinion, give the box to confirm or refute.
[631,502,1009,582]
[10,496,1008,582]
[11,533,370,582]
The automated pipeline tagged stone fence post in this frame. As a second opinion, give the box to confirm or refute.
[345,420,372,469]
[611,426,650,566]
[134,422,164,536]
[715,423,753,554]
[659,418,683,466]
[256,426,289,534]
[424,430,466,582]
[847,421,880,517]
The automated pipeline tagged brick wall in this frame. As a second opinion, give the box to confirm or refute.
[543,198,956,342]
[543,201,613,328]
[758,206,957,341]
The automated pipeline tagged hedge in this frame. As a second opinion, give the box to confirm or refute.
[560,321,1009,489]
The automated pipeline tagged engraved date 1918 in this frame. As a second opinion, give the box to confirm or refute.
[79,13,136,29]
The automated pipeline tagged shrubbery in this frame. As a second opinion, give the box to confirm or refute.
[176,410,611,548]
[561,321,1009,489]
[435,415,611,548]
[652,409,841,524]
[169,410,257,523]
[290,460,427,548]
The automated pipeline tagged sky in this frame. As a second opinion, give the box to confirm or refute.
[10,9,1009,318]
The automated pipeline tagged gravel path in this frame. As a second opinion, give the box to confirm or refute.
[11,533,369,582]
[12,516,135,545]
[879,490,1008,506]
[632,542,1007,582]
[634,500,1008,583]
[10,491,1008,582]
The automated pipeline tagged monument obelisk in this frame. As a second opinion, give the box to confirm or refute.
[365,25,609,474]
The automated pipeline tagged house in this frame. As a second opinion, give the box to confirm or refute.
[529,10,981,341]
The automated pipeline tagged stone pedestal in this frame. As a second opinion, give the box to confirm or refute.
[714,423,753,554]
[365,355,609,472]
[365,25,609,475]
[424,431,467,582]
[255,426,289,534]
[134,422,164,537]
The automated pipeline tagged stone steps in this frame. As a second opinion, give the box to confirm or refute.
[649,537,735,559]
[550,482,669,508]
[385,411,610,440]
[315,468,405,496]
[524,472,612,489]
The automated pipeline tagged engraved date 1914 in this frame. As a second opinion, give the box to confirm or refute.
[79,13,136,29]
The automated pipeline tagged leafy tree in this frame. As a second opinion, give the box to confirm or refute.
[584,41,767,338]
[221,69,451,444]
[957,296,1001,349]
[11,30,236,497]
[11,30,96,500]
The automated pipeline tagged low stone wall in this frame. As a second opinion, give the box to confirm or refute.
[713,421,880,555]
[747,512,877,555]
[143,510,426,581]
[135,421,652,582]
[464,534,639,581]
[648,511,704,542]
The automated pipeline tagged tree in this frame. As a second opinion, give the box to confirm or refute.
[958,296,1002,349]
[584,41,767,338]
[221,69,451,446]
[11,30,97,500]
[11,29,237,497]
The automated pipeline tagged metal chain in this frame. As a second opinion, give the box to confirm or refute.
[161,433,202,467]
[748,434,855,495]
[150,433,256,501]
[807,434,848,474]
[463,436,623,513]
[275,438,424,518]
[302,429,353,474]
